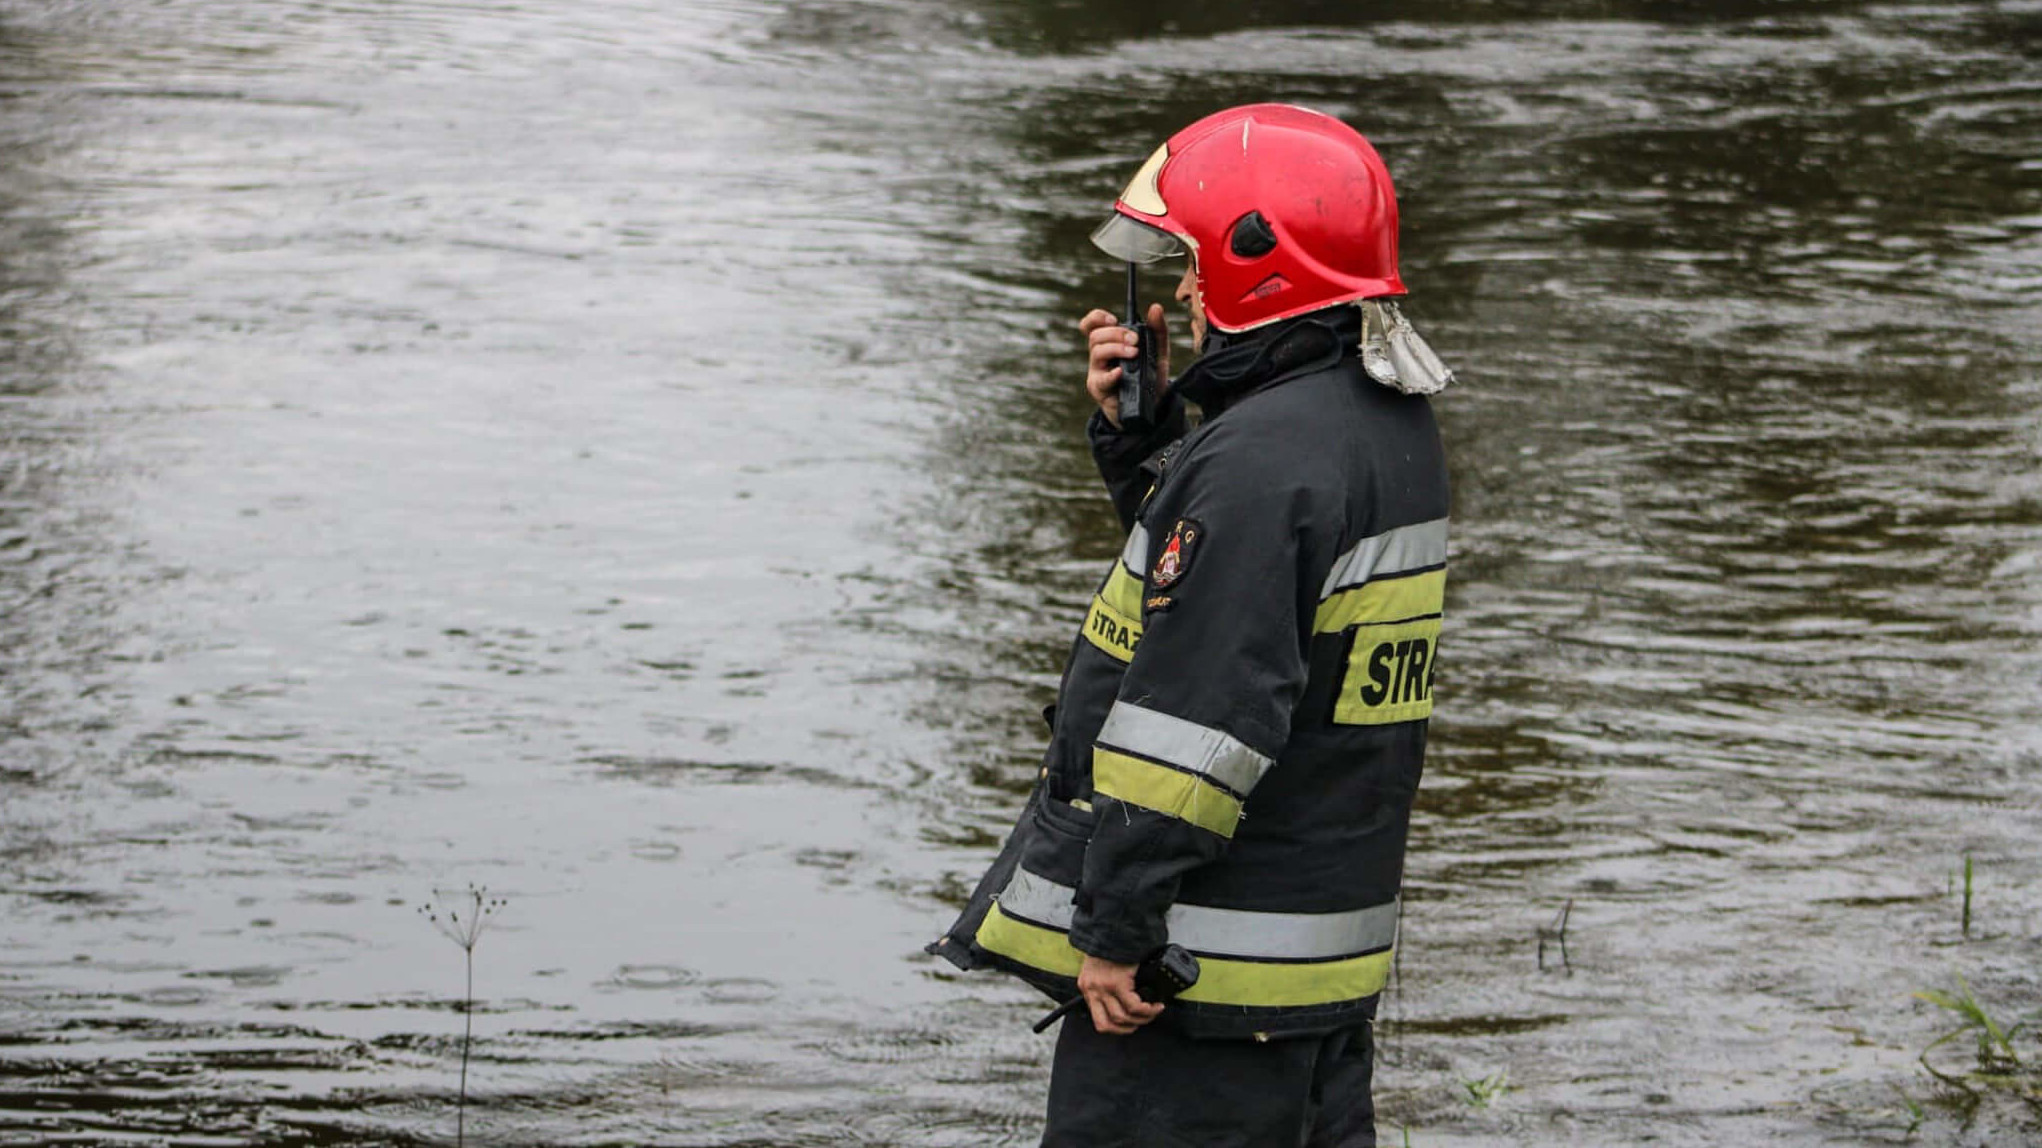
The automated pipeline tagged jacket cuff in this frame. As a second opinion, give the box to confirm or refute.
[1069,891,1167,965]
[1087,393,1185,480]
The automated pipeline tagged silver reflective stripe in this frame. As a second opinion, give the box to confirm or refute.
[997,865,1077,928]
[1319,517,1449,599]
[1119,522,1150,575]
[1097,701,1273,796]
[1170,898,1399,960]
[994,867,1398,961]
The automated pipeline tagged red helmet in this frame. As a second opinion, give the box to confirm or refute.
[1092,104,1404,334]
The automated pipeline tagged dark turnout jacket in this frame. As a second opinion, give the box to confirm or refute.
[933,333,1449,1040]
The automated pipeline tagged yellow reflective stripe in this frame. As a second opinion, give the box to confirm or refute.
[1093,748,1243,838]
[1313,567,1445,633]
[975,902,1083,977]
[1082,594,1142,663]
[1331,617,1440,726]
[1101,562,1145,618]
[976,903,1392,1009]
[1178,948,1393,1008]
[1081,561,1148,663]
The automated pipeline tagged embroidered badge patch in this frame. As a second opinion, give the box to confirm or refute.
[1150,518,1203,590]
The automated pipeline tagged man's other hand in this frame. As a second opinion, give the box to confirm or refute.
[1077,954,1165,1035]
[1078,304,1171,429]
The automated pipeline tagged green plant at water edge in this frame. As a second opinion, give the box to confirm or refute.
[1890,1083,1924,1137]
[419,884,507,1147]
[1912,976,2038,1099]
[1460,1070,1509,1108]
[1949,855,1976,939]
[1961,855,1972,940]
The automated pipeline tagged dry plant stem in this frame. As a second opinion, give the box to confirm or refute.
[459,943,473,1148]
[1961,855,1972,940]
[1537,899,1572,973]
[418,885,505,1148]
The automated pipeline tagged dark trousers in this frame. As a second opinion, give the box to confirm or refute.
[1041,1016,1376,1147]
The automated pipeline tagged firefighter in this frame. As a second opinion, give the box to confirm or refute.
[931,103,1454,1147]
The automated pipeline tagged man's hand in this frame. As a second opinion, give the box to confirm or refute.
[1078,954,1165,1035]
[1079,304,1171,429]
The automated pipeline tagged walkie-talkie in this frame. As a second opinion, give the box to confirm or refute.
[1031,944,1200,1034]
[1114,262,1162,433]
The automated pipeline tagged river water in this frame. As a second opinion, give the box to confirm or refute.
[0,1,2038,1144]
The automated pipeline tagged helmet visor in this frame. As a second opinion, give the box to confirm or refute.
[1090,213,1187,265]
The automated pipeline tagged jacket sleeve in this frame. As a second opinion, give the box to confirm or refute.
[1087,390,1187,533]
[1068,427,1317,962]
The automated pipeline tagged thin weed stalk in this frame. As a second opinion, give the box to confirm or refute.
[1891,1083,1924,1137]
[1961,855,1973,940]
[420,885,506,1147]
[460,942,474,1140]
[1537,899,1572,973]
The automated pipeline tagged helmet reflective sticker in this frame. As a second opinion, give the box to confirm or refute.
[1117,143,1170,216]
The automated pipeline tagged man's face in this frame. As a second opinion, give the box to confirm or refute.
[1175,261,1205,350]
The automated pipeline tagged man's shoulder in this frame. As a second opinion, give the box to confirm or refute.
[1183,375,1366,478]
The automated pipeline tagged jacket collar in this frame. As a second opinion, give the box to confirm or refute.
[1173,305,1362,417]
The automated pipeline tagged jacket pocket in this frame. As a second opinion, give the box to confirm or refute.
[1021,796,1096,891]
